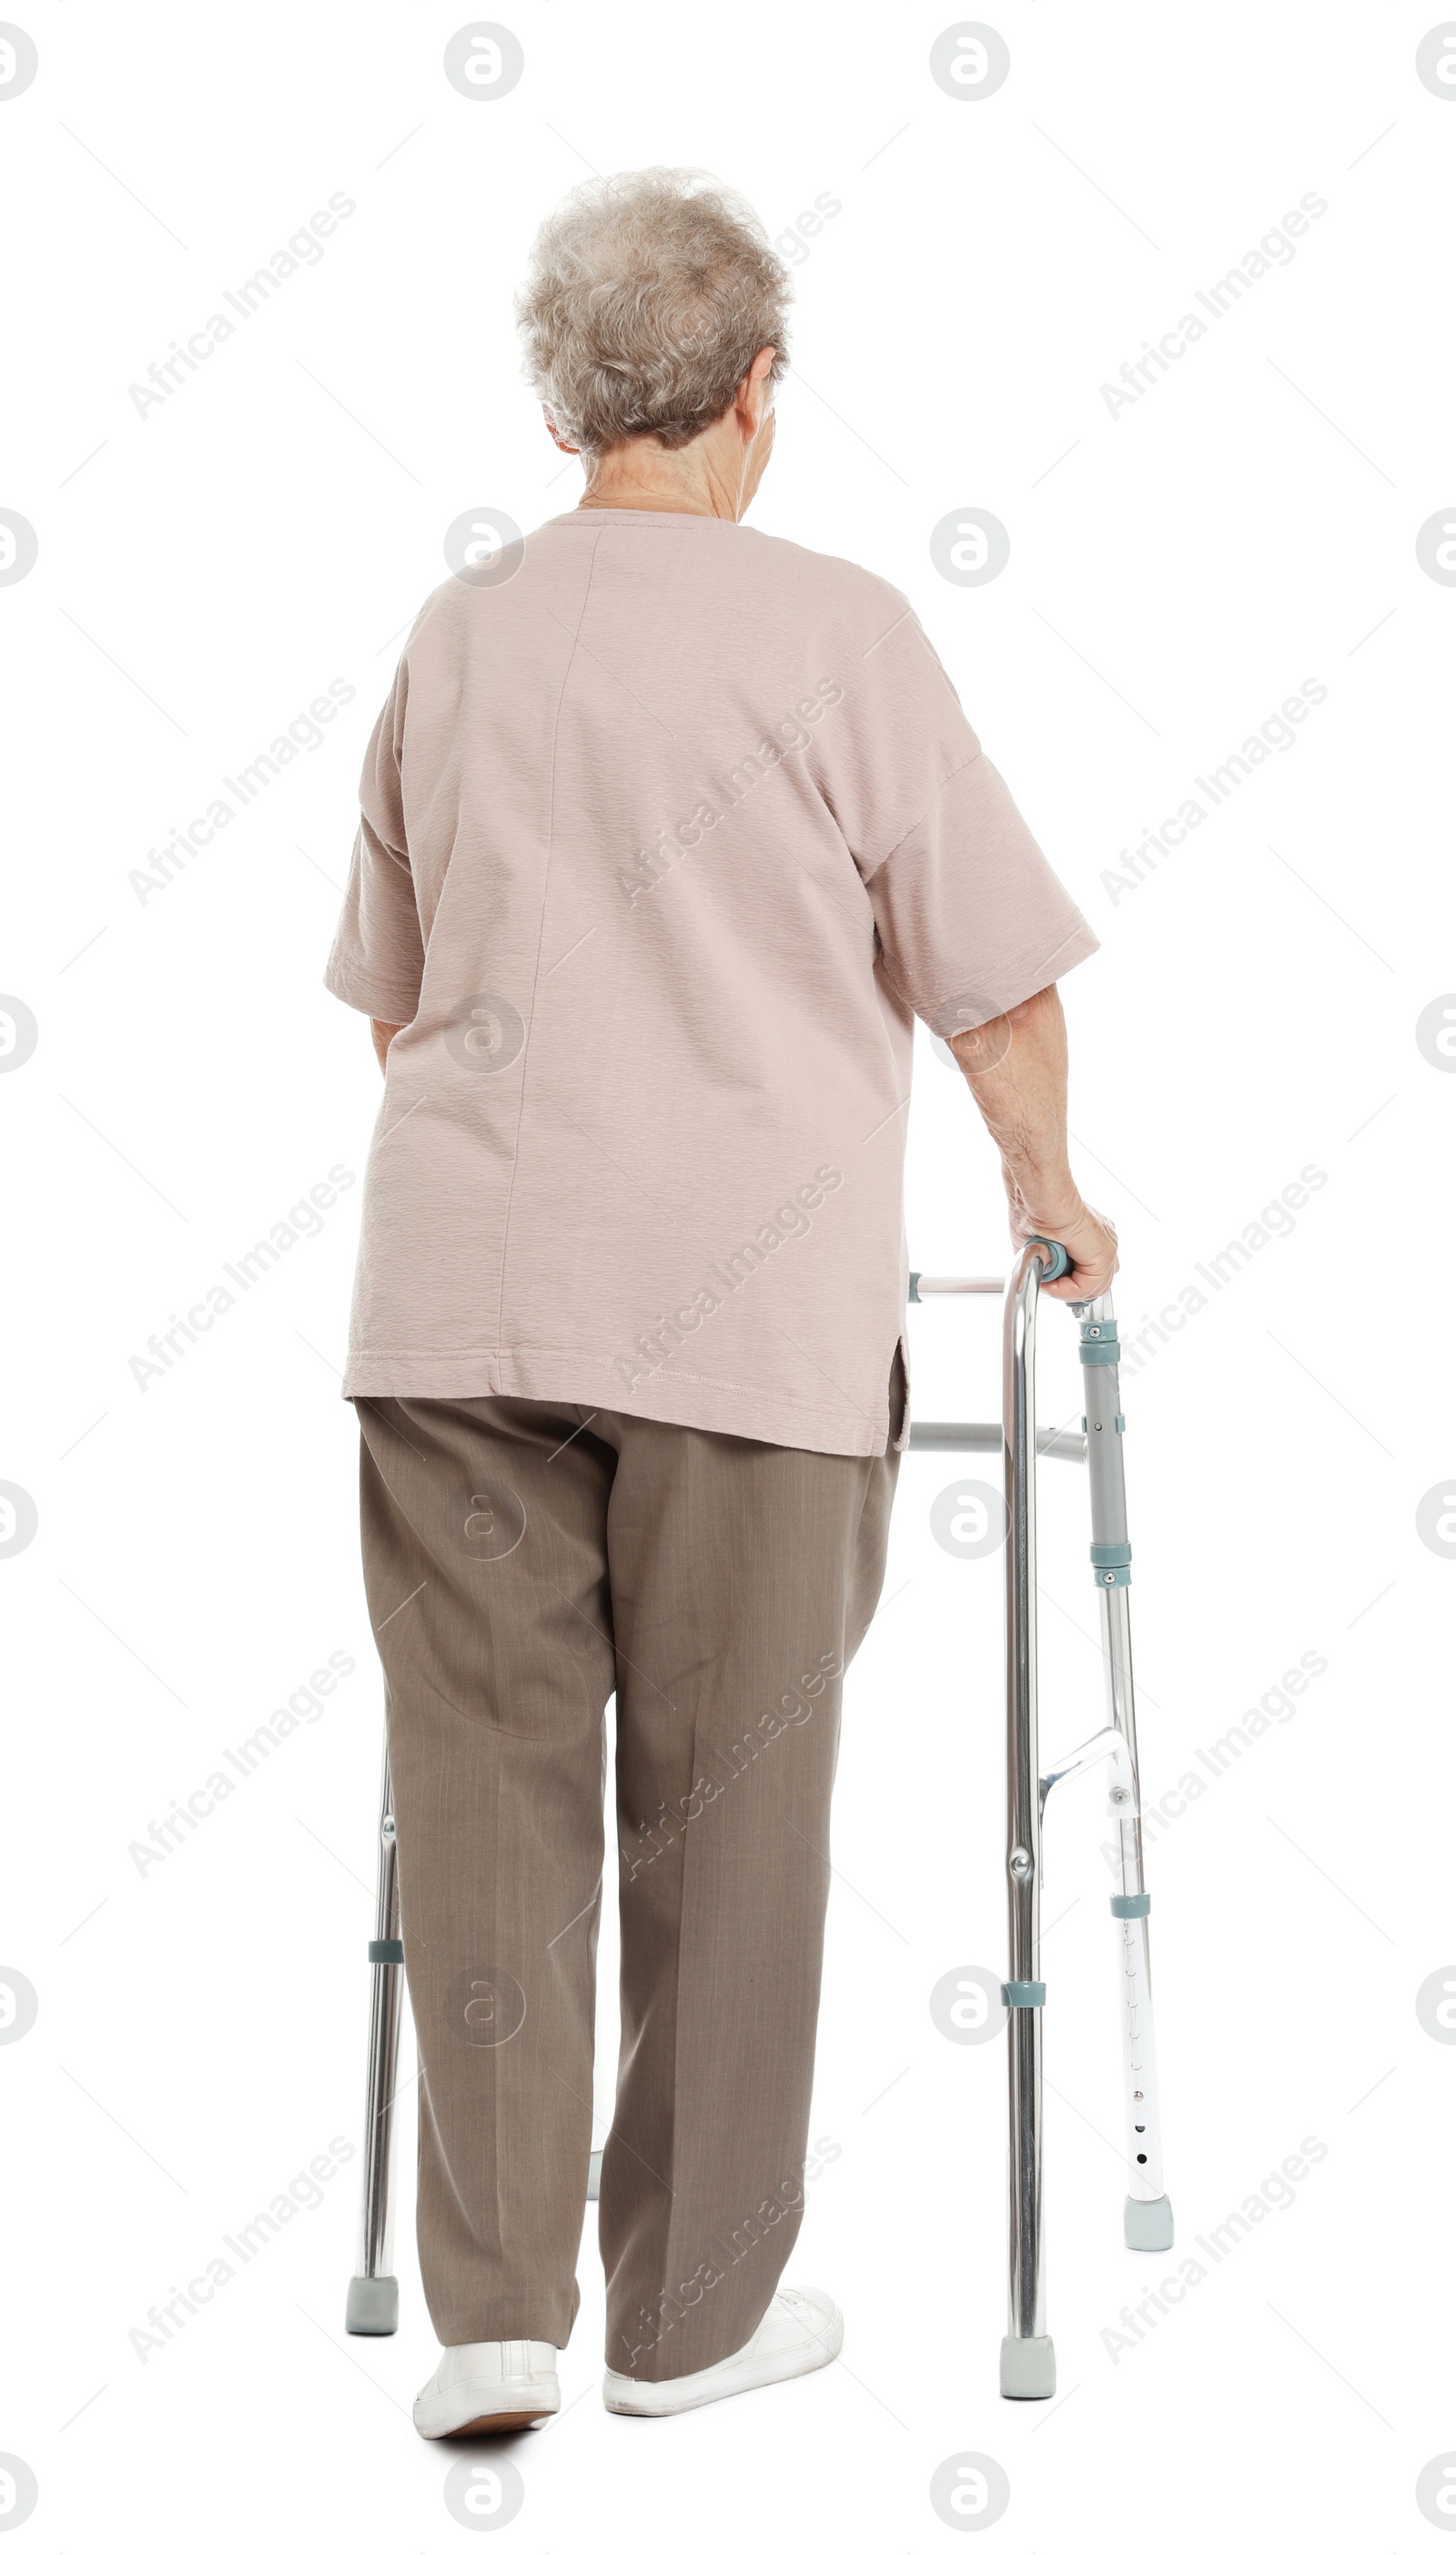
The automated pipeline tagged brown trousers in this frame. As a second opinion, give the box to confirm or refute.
[356,1357,902,2379]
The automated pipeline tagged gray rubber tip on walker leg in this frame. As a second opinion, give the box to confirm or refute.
[586,2147,603,2203]
[345,2275,399,2335]
[999,2333,1057,2399]
[1124,2194,1175,2251]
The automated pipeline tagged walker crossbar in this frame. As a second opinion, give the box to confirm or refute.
[908,1241,1174,2401]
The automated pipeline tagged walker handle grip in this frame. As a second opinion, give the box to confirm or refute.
[1028,1237,1070,1282]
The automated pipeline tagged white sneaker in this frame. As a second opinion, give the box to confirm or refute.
[412,2339,560,2438]
[603,2286,843,2418]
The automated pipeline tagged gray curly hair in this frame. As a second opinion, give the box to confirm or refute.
[515,167,793,458]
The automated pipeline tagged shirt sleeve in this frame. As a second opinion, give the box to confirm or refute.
[323,659,426,1022]
[837,598,1099,1035]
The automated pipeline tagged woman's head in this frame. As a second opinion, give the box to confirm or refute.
[516,167,793,477]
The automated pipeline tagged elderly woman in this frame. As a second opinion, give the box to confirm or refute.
[325,166,1112,2436]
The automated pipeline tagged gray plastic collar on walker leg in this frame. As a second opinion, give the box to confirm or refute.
[999,2332,1057,2398]
[1124,2194,1175,2251]
[345,2274,399,2335]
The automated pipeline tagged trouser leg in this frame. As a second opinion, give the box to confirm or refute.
[595,1353,904,2379]
[356,1393,616,2347]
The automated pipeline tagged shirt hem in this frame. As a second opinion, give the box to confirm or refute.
[919,921,1101,1038]
[339,1346,903,1459]
[323,961,422,1021]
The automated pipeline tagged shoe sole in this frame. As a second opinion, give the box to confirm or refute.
[604,2313,843,2418]
[415,2388,560,2440]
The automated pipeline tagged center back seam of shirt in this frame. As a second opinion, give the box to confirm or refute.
[491,523,605,1363]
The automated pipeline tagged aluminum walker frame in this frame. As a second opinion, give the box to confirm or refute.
[908,1238,1173,2399]
[344,1235,1172,2402]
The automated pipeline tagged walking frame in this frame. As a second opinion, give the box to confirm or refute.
[343,1238,1171,2403]
[908,1239,1173,2398]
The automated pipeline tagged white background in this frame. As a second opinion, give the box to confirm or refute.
[3,2,1454,2545]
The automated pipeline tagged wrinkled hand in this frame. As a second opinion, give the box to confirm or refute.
[1005,1184,1118,1303]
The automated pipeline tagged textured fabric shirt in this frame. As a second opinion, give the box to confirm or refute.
[324,508,1098,1457]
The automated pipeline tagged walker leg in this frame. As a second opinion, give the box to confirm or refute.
[345,1728,404,2334]
[999,1244,1056,2398]
[1077,1293,1174,2253]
